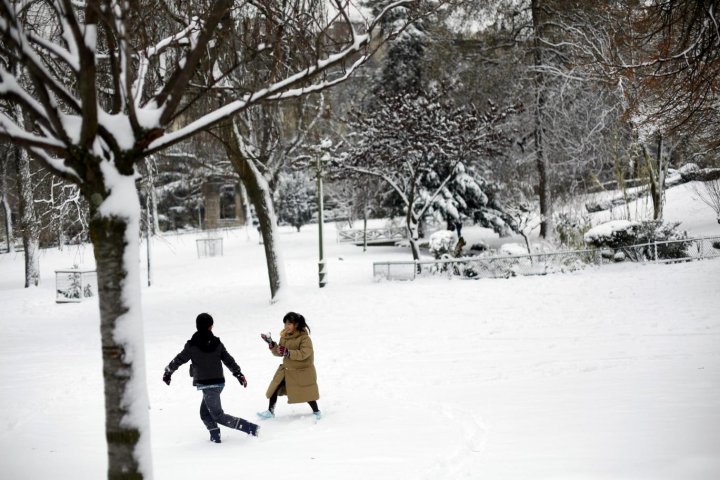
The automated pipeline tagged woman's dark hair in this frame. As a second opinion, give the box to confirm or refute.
[283,311,310,333]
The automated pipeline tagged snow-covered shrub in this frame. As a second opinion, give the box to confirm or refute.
[555,212,592,250]
[584,220,689,260]
[679,163,700,178]
[469,240,489,253]
[429,230,456,259]
[636,221,690,259]
[583,220,641,249]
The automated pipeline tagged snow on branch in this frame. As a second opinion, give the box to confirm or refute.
[1,0,429,188]
[147,2,417,153]
[0,112,65,151]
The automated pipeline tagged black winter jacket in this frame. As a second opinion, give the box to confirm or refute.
[165,331,242,386]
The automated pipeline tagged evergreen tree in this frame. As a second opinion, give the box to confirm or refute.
[275,171,315,232]
[339,86,517,261]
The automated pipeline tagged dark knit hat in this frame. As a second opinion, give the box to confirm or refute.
[196,313,214,331]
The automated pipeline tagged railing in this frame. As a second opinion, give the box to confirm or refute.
[337,227,408,244]
[373,235,720,281]
[374,249,600,281]
[613,236,720,263]
[55,268,97,303]
[196,237,224,257]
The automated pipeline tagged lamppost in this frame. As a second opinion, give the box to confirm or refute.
[316,140,331,288]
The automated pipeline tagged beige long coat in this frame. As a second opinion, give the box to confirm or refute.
[265,329,320,403]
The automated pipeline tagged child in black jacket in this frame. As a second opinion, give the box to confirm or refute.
[163,313,259,443]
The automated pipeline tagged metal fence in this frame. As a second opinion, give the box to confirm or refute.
[196,237,224,257]
[337,227,408,244]
[55,268,97,303]
[613,235,720,263]
[373,235,720,281]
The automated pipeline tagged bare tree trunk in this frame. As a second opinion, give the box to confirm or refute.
[239,161,282,298]
[1,192,12,252]
[406,210,421,262]
[223,126,283,299]
[532,0,553,239]
[644,132,669,221]
[239,182,252,227]
[144,158,160,235]
[1,156,14,253]
[89,208,151,480]
[53,180,66,251]
[14,139,39,287]
[363,208,368,253]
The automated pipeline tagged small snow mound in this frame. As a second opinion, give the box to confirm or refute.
[499,243,529,256]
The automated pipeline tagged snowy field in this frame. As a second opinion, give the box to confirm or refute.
[1,183,719,480]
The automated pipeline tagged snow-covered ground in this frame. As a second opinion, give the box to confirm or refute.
[1,185,719,480]
[585,180,719,236]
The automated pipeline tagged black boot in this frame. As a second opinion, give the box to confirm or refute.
[234,418,260,437]
[209,428,221,443]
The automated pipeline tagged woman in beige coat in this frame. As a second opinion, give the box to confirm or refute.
[257,312,321,420]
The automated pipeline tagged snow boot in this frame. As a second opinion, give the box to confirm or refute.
[248,424,260,437]
[257,410,275,420]
[209,428,221,443]
[313,411,322,421]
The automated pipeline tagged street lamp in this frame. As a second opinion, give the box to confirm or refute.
[316,140,331,288]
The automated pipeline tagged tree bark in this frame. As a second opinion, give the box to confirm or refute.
[89,209,151,480]
[1,156,14,253]
[223,126,283,299]
[145,159,160,235]
[405,210,421,262]
[644,132,668,221]
[653,134,668,221]
[1,191,12,252]
[14,141,39,287]
[532,0,553,239]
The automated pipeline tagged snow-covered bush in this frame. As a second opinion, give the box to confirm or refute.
[428,230,457,259]
[584,220,690,260]
[555,212,592,250]
[469,240,489,253]
[635,221,690,259]
[583,220,641,249]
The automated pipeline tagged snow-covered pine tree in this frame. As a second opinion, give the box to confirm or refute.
[364,0,429,97]
[275,171,315,232]
[340,86,517,261]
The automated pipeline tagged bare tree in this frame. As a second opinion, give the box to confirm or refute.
[619,1,720,148]
[34,171,88,249]
[217,96,325,298]
[691,178,720,223]
[547,1,720,220]
[13,106,40,286]
[0,1,428,477]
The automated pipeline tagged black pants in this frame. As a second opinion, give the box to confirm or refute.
[200,386,257,434]
[269,380,319,413]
